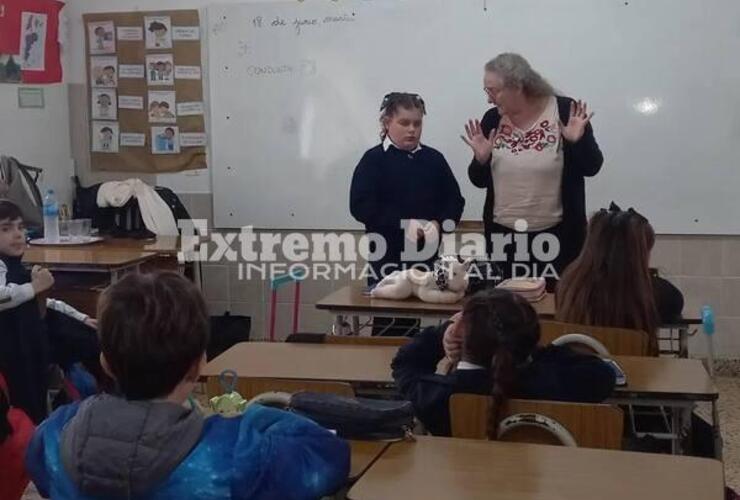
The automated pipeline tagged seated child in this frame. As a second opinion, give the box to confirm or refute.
[392,288,616,436]
[0,200,99,422]
[556,203,684,354]
[26,271,350,499]
[0,373,35,500]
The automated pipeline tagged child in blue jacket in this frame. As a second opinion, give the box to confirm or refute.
[26,271,349,499]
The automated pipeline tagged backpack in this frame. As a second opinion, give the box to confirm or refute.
[72,177,191,238]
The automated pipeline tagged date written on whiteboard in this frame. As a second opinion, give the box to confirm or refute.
[252,13,355,35]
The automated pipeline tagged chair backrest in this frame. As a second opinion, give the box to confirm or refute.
[497,412,578,447]
[325,335,411,347]
[286,333,410,347]
[540,320,651,356]
[206,376,355,401]
[285,332,326,343]
[449,394,623,450]
[551,334,609,357]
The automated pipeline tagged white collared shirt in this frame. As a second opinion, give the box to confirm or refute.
[457,360,486,371]
[0,260,88,322]
[382,135,422,154]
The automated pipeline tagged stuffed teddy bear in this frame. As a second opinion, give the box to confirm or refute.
[370,256,473,304]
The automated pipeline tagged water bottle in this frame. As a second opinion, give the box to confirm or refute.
[43,189,60,243]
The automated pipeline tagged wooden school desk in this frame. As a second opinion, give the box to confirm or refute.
[202,343,720,456]
[86,236,203,287]
[608,356,721,457]
[202,343,397,389]
[316,286,556,334]
[347,436,725,500]
[202,343,714,398]
[23,236,203,316]
[23,246,158,315]
[348,441,390,480]
[316,286,700,357]
[23,247,157,283]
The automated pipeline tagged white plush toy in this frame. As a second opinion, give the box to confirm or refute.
[371,256,473,304]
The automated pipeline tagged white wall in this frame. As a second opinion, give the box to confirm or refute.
[0,83,74,205]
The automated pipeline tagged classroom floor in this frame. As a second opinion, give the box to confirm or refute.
[21,374,740,498]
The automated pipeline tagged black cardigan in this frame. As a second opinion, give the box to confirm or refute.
[391,324,616,436]
[468,96,604,263]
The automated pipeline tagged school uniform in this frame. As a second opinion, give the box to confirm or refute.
[350,137,465,283]
[392,323,616,436]
[350,137,465,335]
[0,255,99,422]
[653,274,684,324]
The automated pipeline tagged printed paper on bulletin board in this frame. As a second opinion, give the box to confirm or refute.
[83,10,206,173]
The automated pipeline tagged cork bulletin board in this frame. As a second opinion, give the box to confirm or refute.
[83,9,207,173]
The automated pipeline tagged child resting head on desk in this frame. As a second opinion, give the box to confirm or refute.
[391,288,616,436]
[25,271,350,499]
[556,203,684,355]
[0,200,100,424]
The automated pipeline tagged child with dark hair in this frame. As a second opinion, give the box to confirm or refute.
[148,21,169,47]
[159,101,175,118]
[96,65,116,86]
[0,373,34,500]
[350,92,465,335]
[156,61,166,80]
[26,271,349,499]
[96,93,112,117]
[392,288,616,436]
[0,200,100,423]
[93,26,106,51]
[156,127,176,151]
[99,126,114,151]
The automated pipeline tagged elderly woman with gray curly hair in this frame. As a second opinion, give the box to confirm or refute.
[462,53,603,288]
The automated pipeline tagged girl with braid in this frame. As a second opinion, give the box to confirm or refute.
[391,288,615,436]
[350,92,465,335]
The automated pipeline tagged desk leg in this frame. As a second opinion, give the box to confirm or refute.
[352,315,361,336]
[678,326,689,358]
[682,406,693,455]
[670,407,683,454]
[712,400,723,460]
[669,405,693,455]
[333,315,346,336]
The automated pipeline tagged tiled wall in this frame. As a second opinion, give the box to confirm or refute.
[651,236,740,358]
[182,192,739,357]
[180,192,365,340]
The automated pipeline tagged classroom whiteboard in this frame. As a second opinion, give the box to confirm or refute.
[208,0,740,233]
